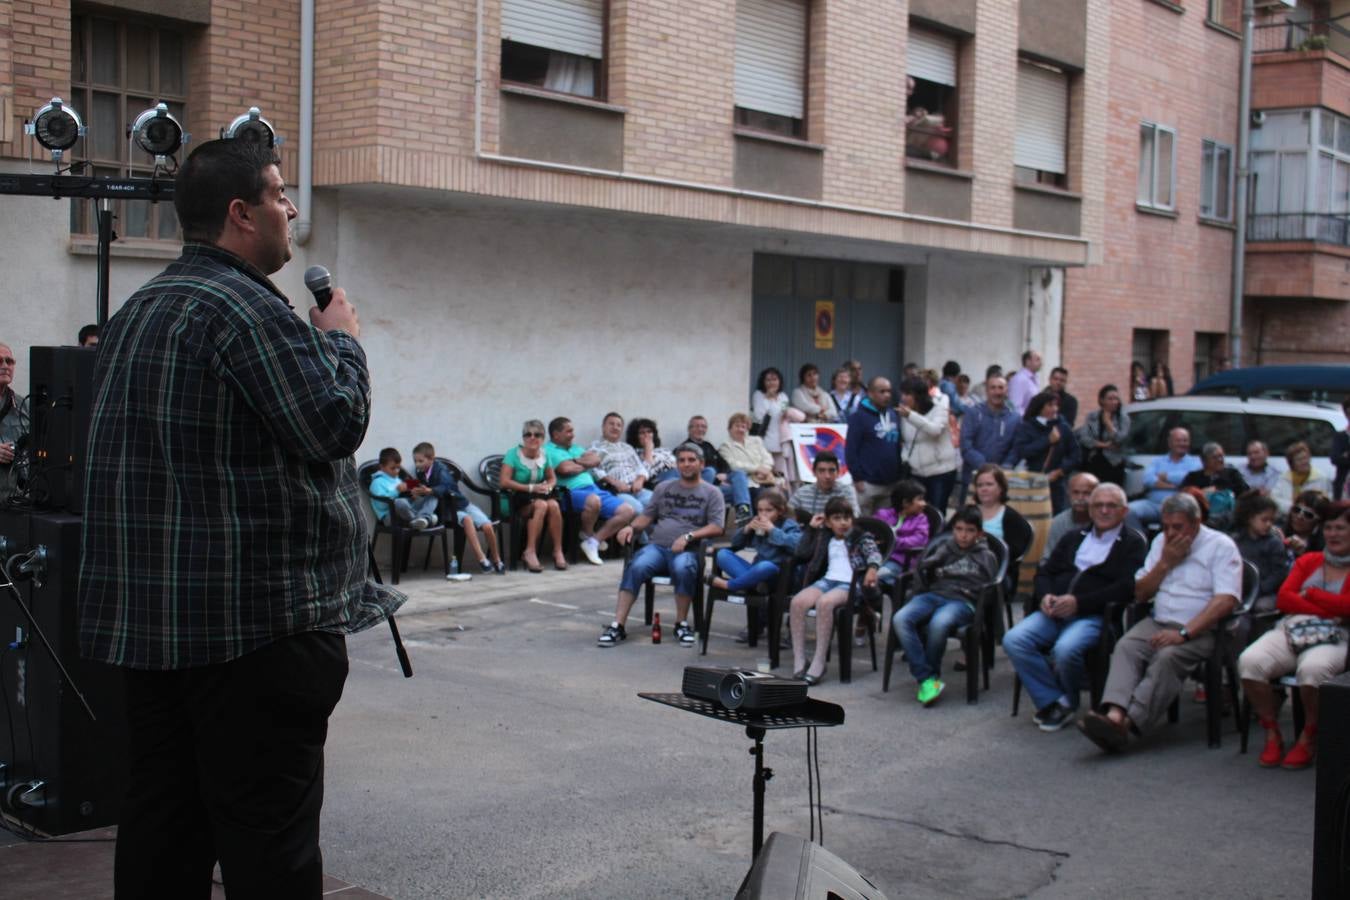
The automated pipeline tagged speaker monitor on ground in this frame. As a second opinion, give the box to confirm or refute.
[27,346,96,514]
[1313,670,1350,899]
[735,831,886,900]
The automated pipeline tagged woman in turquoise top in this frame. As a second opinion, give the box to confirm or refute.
[501,419,567,572]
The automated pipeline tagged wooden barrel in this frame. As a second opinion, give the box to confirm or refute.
[1003,469,1053,589]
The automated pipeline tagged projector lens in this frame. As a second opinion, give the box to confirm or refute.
[718,672,748,709]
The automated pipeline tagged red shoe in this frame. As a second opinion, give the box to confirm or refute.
[1282,726,1317,770]
[1257,720,1284,768]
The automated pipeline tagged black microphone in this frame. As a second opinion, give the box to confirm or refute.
[303,265,333,311]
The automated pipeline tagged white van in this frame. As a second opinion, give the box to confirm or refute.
[1121,396,1345,498]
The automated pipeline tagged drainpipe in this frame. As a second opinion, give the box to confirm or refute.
[1229,0,1255,367]
[294,0,315,245]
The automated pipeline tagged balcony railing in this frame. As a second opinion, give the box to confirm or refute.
[1247,212,1350,246]
[1253,11,1350,56]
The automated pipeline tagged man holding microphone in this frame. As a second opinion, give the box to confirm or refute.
[79,139,404,898]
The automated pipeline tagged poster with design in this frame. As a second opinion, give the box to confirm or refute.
[789,423,850,484]
[814,300,834,350]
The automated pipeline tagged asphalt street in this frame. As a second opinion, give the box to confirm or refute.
[320,565,1315,899]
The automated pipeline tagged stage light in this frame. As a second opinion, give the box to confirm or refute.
[130,103,186,165]
[221,106,279,147]
[25,97,85,163]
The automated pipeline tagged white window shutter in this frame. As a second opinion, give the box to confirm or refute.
[502,0,604,60]
[907,29,957,87]
[735,0,808,119]
[1015,62,1068,174]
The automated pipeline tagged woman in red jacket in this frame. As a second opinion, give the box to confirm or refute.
[1238,500,1350,769]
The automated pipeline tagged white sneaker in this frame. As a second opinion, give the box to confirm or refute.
[580,537,603,566]
[425,513,438,527]
[409,517,429,530]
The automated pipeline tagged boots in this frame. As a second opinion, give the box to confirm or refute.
[1257,718,1284,768]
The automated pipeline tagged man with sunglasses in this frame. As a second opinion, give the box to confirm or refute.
[0,343,27,503]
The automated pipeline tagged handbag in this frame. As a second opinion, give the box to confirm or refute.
[1284,616,1344,652]
[749,411,771,438]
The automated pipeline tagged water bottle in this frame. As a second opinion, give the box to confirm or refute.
[652,612,661,644]
[450,556,460,575]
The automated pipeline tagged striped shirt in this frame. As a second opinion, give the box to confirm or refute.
[79,243,405,670]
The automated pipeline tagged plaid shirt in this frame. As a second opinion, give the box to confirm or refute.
[79,243,405,670]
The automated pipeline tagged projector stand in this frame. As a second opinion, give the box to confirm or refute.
[639,692,843,859]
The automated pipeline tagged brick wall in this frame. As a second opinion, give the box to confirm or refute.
[1062,0,1241,408]
[1,0,68,160]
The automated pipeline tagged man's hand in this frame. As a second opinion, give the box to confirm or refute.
[0,441,13,465]
[616,525,634,546]
[1161,532,1194,568]
[1047,594,1078,618]
[578,450,602,468]
[411,485,432,497]
[1047,469,1063,483]
[1150,628,1186,649]
[308,286,360,338]
[672,535,689,553]
[863,568,879,590]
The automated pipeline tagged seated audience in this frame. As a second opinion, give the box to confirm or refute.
[414,441,503,573]
[1334,401,1350,500]
[590,412,651,513]
[369,447,438,530]
[719,412,777,526]
[597,444,724,648]
[875,479,930,589]
[791,363,839,423]
[1048,472,1099,553]
[1003,392,1080,514]
[791,451,859,518]
[1180,442,1249,532]
[711,489,801,594]
[545,417,636,565]
[1237,440,1282,496]
[500,420,567,572]
[1229,491,1290,645]
[1075,384,1130,486]
[892,507,999,706]
[1284,489,1329,558]
[1079,492,1243,753]
[751,367,796,477]
[899,376,959,517]
[628,417,678,484]
[1271,441,1333,516]
[1126,427,1201,532]
[1004,484,1145,732]
[1240,500,1350,769]
[686,414,729,487]
[789,497,883,685]
[967,463,1029,545]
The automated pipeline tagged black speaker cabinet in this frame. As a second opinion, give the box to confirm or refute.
[0,512,127,835]
[736,832,887,900]
[27,346,96,514]
[1313,671,1350,899]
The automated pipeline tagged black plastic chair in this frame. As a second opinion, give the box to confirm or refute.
[882,533,1007,703]
[701,546,796,668]
[359,459,451,585]
[437,457,505,571]
[621,537,706,635]
[821,517,895,683]
[999,507,1035,631]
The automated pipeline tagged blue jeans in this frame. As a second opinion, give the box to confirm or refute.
[1002,611,1102,712]
[714,549,782,592]
[1126,498,1162,533]
[615,488,653,513]
[718,469,753,509]
[387,495,437,524]
[620,544,701,598]
[893,591,974,684]
[700,466,718,485]
[920,470,957,518]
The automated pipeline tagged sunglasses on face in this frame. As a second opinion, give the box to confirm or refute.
[1292,506,1318,520]
[523,431,544,439]
[0,357,16,366]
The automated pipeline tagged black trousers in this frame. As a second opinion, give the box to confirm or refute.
[115,632,348,900]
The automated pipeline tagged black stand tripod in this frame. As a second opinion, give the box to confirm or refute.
[639,692,843,858]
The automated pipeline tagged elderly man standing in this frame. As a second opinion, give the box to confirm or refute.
[1126,427,1201,532]
[1008,349,1043,416]
[958,373,1020,505]
[0,342,26,502]
[846,376,903,515]
[1078,492,1243,752]
[1047,472,1099,553]
[1005,483,1146,731]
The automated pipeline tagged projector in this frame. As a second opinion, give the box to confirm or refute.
[682,666,809,712]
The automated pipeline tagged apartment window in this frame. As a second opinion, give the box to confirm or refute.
[1206,0,1238,30]
[1014,60,1068,188]
[905,26,958,166]
[1194,332,1226,383]
[501,0,605,99]
[1137,122,1176,211]
[734,0,808,139]
[1251,108,1350,245]
[69,13,187,238]
[1200,139,1234,221]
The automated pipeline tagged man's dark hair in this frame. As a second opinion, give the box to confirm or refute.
[547,417,571,438]
[952,506,984,531]
[941,360,960,378]
[674,442,704,461]
[78,324,99,345]
[985,364,1003,379]
[824,496,854,519]
[174,139,281,243]
[602,411,623,426]
[1021,350,1036,366]
[1051,366,1068,378]
[413,441,435,457]
[378,447,401,466]
[812,451,839,471]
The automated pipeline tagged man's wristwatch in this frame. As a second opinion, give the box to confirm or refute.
[1178,626,1190,642]
[683,532,695,544]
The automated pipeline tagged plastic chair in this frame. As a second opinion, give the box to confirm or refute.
[359,460,451,585]
[701,547,796,668]
[621,537,706,634]
[826,517,895,683]
[437,457,505,570]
